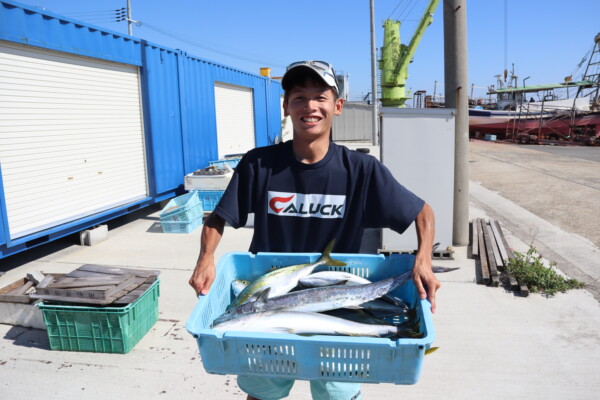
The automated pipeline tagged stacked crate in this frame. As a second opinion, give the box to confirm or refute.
[159,191,203,233]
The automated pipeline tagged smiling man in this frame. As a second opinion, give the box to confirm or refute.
[189,60,440,400]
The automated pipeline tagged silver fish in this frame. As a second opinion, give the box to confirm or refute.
[216,266,459,325]
[298,271,371,287]
[215,271,413,324]
[212,310,400,337]
[227,239,346,309]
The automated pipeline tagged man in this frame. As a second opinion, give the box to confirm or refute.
[190,60,440,400]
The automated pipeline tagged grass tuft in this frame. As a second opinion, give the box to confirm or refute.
[507,246,585,296]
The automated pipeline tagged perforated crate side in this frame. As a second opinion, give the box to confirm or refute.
[161,214,203,234]
[159,191,201,220]
[40,280,160,353]
[186,253,434,384]
[197,190,224,212]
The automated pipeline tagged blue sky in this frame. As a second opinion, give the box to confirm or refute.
[23,0,600,102]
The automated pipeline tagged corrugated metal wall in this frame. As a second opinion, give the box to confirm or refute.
[0,0,282,258]
[332,102,374,142]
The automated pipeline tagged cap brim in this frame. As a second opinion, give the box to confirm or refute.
[281,65,338,94]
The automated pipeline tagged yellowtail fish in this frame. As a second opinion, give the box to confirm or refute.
[227,239,346,310]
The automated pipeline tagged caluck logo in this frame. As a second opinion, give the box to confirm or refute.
[268,191,345,219]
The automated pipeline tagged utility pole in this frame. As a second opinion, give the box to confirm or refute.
[369,0,378,145]
[443,0,469,246]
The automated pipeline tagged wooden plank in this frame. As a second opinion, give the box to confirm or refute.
[486,220,505,270]
[0,279,28,294]
[489,219,509,268]
[77,264,160,278]
[492,220,515,260]
[8,281,34,296]
[471,220,479,259]
[48,276,129,289]
[37,274,137,300]
[31,276,148,305]
[26,272,45,285]
[0,278,32,303]
[483,222,500,286]
[30,293,116,305]
[113,282,153,305]
[476,219,490,285]
[36,275,55,289]
[508,275,520,291]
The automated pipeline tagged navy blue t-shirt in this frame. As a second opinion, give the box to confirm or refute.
[213,141,424,254]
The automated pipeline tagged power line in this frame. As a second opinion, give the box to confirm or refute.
[141,22,287,69]
[399,0,420,21]
[387,0,404,20]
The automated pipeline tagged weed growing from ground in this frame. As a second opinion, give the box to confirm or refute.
[507,246,585,296]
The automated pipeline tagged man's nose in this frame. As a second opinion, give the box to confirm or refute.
[304,99,318,110]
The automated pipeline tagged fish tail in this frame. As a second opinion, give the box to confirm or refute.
[320,238,347,267]
[431,266,460,273]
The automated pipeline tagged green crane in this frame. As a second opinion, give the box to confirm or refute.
[380,0,440,107]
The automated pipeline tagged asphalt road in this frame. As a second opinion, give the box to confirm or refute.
[469,140,600,247]
[533,144,600,162]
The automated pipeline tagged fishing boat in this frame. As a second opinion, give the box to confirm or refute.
[468,33,600,144]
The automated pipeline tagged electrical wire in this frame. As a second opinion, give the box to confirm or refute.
[399,0,420,21]
[387,0,405,20]
[141,22,287,69]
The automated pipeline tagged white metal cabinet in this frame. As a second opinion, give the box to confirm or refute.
[380,107,455,251]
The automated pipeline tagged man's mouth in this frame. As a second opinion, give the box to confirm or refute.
[301,117,321,123]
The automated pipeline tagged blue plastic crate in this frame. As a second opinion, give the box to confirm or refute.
[161,213,203,233]
[159,192,203,223]
[197,190,224,212]
[208,157,241,169]
[186,253,434,385]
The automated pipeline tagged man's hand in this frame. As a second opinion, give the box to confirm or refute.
[189,213,225,296]
[413,203,441,313]
[189,254,216,296]
[412,256,441,313]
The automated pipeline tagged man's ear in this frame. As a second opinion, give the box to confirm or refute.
[283,100,289,117]
[334,98,344,116]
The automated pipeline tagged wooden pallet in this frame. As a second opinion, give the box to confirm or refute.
[30,265,160,305]
[378,248,455,260]
[471,218,527,296]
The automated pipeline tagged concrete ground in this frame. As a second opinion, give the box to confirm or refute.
[1,141,599,399]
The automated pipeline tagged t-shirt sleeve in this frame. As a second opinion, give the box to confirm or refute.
[212,155,254,228]
[364,160,425,233]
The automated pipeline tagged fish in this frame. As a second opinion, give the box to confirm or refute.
[298,271,372,287]
[298,270,413,311]
[216,271,413,324]
[231,279,251,297]
[226,239,346,310]
[211,310,403,337]
[216,266,459,325]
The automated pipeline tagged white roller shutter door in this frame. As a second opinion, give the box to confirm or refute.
[214,82,255,158]
[0,41,148,239]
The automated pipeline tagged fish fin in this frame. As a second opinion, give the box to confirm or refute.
[432,266,460,273]
[425,346,440,355]
[320,239,347,267]
[334,280,350,286]
[255,287,271,303]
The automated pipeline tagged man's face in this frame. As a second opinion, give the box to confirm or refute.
[283,80,344,140]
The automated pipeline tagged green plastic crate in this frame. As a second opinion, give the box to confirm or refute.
[39,280,160,353]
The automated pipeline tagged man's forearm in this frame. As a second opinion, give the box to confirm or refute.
[414,202,435,259]
[200,212,225,258]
